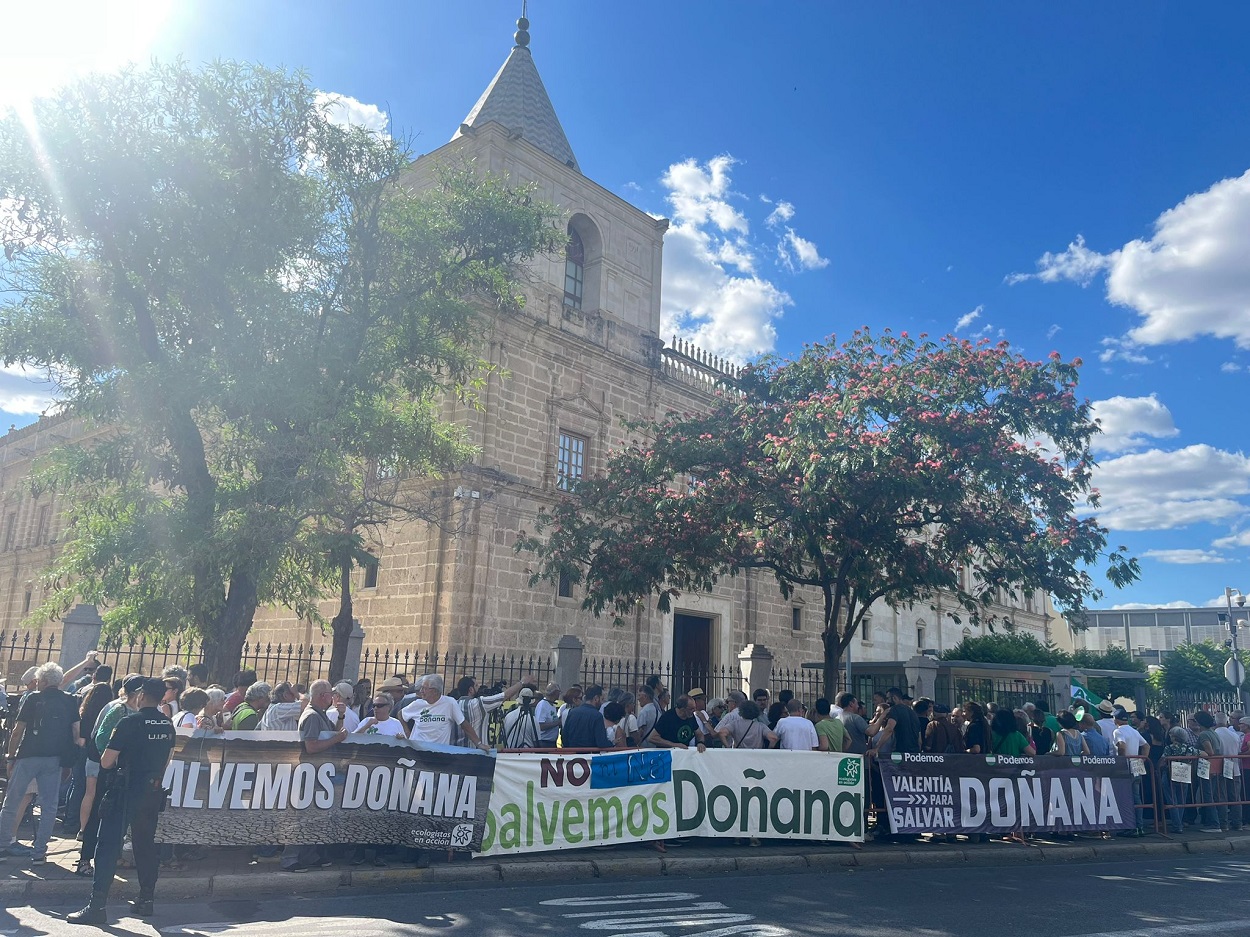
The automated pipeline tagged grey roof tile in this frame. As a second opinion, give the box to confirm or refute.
[454,45,579,172]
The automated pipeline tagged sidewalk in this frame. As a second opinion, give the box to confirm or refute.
[2,827,1246,904]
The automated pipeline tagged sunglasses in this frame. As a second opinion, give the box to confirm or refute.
[373,700,392,708]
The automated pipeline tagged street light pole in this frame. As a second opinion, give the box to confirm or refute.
[1223,587,1247,710]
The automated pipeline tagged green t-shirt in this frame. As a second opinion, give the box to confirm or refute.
[992,730,1032,756]
[815,716,846,753]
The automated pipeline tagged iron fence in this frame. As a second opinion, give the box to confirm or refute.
[0,630,59,692]
[94,636,331,690]
[935,674,1052,712]
[1146,689,1243,722]
[357,648,554,696]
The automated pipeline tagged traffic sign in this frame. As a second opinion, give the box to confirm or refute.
[1225,656,1245,688]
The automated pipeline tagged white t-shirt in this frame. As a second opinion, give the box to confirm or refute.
[535,698,560,743]
[1097,717,1117,744]
[1216,725,1242,756]
[355,716,406,737]
[1113,723,1149,757]
[775,715,819,751]
[327,707,361,732]
[175,711,198,730]
[402,695,465,745]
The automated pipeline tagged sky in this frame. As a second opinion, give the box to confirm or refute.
[2,1,1250,613]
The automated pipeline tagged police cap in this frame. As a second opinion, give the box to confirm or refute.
[141,677,167,701]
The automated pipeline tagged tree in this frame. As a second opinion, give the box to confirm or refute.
[1153,641,1249,696]
[519,330,1137,699]
[0,62,559,681]
[940,632,1066,667]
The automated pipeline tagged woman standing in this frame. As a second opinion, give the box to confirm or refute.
[991,707,1036,755]
[962,701,992,754]
[1052,711,1088,756]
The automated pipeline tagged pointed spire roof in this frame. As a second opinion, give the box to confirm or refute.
[453,15,580,172]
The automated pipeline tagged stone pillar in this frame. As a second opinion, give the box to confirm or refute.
[904,654,939,700]
[552,634,584,691]
[59,604,104,670]
[341,619,366,684]
[738,644,773,696]
[1049,665,1076,715]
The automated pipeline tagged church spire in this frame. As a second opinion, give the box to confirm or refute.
[453,8,580,172]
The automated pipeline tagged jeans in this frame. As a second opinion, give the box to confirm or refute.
[64,747,88,832]
[1130,774,1147,831]
[1161,776,1190,834]
[1198,774,1227,829]
[91,781,163,905]
[0,755,61,857]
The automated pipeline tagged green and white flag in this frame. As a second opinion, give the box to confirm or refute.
[1070,680,1105,708]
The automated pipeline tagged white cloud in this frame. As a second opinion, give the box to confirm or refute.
[1110,601,1194,610]
[314,92,389,135]
[1089,394,1179,454]
[1046,324,1062,339]
[0,364,57,416]
[1221,362,1244,373]
[1092,444,1250,531]
[765,201,795,228]
[660,157,795,359]
[1010,169,1250,349]
[1098,336,1153,366]
[1213,529,1250,549]
[777,229,829,272]
[1007,234,1110,286]
[1141,549,1229,565]
[955,306,983,332]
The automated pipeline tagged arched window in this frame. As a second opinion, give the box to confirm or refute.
[563,225,585,310]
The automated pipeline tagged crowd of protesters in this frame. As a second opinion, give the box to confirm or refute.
[6,660,1250,877]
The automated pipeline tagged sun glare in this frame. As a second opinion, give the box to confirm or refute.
[0,1,173,113]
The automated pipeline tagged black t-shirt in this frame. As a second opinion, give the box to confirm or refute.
[655,710,699,746]
[889,702,922,754]
[15,687,78,759]
[107,707,175,782]
[965,720,989,753]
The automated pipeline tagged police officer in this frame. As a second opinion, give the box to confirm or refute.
[68,677,174,926]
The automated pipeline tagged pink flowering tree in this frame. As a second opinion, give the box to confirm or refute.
[518,329,1137,699]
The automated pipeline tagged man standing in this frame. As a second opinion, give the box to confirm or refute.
[1113,707,1151,837]
[403,675,488,750]
[77,674,146,876]
[230,682,271,730]
[837,694,870,755]
[775,699,819,751]
[647,695,706,752]
[1096,700,1118,745]
[561,685,611,749]
[814,698,848,753]
[327,681,361,733]
[635,686,661,746]
[0,662,81,863]
[1215,715,1244,832]
[68,678,174,925]
[875,687,922,755]
[280,680,348,872]
[535,684,563,748]
[453,674,530,748]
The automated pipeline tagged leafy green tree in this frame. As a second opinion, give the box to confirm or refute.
[520,330,1137,699]
[1155,641,1250,696]
[0,62,558,681]
[940,631,1067,666]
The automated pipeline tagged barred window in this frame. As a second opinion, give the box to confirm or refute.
[556,431,586,491]
[558,570,573,598]
[791,607,802,631]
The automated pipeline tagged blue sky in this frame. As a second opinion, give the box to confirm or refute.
[3,2,1250,612]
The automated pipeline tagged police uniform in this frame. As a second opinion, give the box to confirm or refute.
[70,679,174,925]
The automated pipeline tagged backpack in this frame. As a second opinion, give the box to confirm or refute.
[27,690,78,765]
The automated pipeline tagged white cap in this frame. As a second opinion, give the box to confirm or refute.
[333,681,354,698]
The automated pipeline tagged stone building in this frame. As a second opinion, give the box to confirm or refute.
[0,19,1054,684]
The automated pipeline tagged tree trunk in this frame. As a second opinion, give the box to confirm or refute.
[202,569,258,685]
[328,561,353,683]
[823,629,843,703]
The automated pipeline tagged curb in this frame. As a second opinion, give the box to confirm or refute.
[9,835,1245,902]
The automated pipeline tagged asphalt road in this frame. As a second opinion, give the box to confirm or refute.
[2,853,1249,937]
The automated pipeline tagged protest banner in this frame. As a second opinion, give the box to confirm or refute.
[156,731,495,850]
[480,749,673,856]
[671,749,864,842]
[877,753,1135,835]
[480,749,865,856]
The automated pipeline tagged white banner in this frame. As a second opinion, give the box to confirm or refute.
[480,749,673,856]
[670,749,864,843]
[479,748,865,856]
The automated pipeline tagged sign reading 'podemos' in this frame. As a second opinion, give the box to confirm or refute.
[877,753,1135,835]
